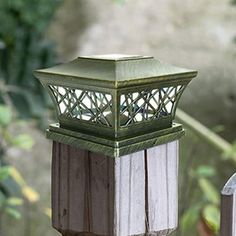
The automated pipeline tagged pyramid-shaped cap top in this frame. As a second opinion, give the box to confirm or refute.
[35,54,197,89]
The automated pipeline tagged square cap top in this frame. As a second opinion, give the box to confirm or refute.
[79,54,153,61]
[34,54,197,89]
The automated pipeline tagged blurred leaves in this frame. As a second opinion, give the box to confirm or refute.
[0,191,6,208]
[0,168,23,219]
[0,0,62,124]
[9,166,27,187]
[0,165,40,219]
[180,145,221,236]
[222,141,236,160]
[0,166,11,181]
[44,207,52,219]
[113,0,126,3]
[177,108,236,235]
[211,125,225,134]
[181,205,201,233]
[7,197,23,206]
[5,207,21,220]
[11,134,34,150]
[9,167,40,203]
[0,105,12,127]
[0,103,39,220]
[202,204,220,234]
[199,178,219,205]
[0,104,34,151]
[195,166,216,178]
[22,186,39,203]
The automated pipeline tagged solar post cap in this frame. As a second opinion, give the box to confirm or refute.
[34,54,197,236]
[34,54,197,158]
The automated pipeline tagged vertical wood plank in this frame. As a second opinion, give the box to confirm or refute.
[89,152,114,235]
[146,141,179,235]
[147,143,168,232]
[59,143,69,231]
[233,194,236,236]
[166,141,179,229]
[68,147,88,232]
[52,141,60,228]
[129,152,146,234]
[114,153,131,236]
[220,173,236,236]
[114,151,146,236]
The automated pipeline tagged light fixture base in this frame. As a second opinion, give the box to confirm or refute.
[46,123,184,158]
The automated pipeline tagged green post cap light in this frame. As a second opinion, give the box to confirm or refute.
[34,54,197,157]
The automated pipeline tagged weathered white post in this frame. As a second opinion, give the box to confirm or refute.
[34,54,197,236]
[220,173,236,236]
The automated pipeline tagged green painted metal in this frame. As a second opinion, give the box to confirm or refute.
[46,123,184,158]
[34,54,197,88]
[34,54,197,157]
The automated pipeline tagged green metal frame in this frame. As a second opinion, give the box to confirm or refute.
[44,81,189,139]
[46,123,184,158]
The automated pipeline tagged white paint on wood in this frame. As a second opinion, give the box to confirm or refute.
[233,193,236,236]
[147,144,168,231]
[114,151,146,236]
[115,153,131,236]
[147,141,179,233]
[128,152,146,234]
[167,141,179,229]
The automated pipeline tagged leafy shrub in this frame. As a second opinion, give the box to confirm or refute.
[0,104,38,220]
[0,0,62,123]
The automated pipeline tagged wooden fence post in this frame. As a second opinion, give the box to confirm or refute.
[34,54,197,236]
[51,140,179,236]
[220,173,236,236]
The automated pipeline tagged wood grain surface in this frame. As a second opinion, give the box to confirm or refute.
[52,141,179,236]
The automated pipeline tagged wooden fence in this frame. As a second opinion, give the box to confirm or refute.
[220,173,236,236]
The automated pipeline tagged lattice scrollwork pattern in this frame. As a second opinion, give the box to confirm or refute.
[49,85,113,127]
[120,85,186,127]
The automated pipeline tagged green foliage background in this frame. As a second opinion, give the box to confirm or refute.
[0,0,236,236]
[0,0,62,232]
[0,0,62,122]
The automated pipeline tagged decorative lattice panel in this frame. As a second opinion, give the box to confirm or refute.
[49,85,113,127]
[120,85,186,127]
